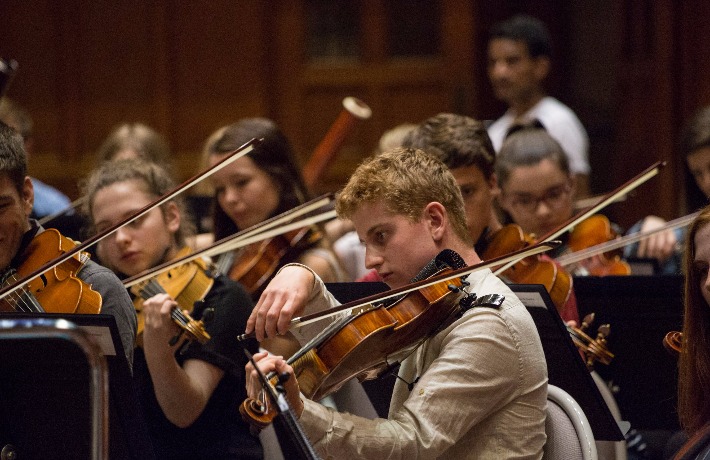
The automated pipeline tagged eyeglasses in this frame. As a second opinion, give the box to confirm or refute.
[504,183,572,214]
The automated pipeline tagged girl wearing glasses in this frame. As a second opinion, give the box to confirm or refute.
[496,123,679,274]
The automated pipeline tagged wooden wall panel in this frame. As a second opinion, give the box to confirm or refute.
[1,0,708,223]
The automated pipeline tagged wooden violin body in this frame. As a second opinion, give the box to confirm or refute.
[130,248,213,345]
[483,224,572,311]
[567,215,631,276]
[293,271,466,401]
[0,229,102,314]
[222,226,322,296]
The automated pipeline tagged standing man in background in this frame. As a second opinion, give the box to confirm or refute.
[487,14,591,198]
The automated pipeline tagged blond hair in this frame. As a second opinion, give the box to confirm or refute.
[336,147,471,244]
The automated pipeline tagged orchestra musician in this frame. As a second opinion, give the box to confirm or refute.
[402,112,578,323]
[0,98,72,220]
[82,158,262,459]
[245,147,548,459]
[0,120,136,364]
[670,204,710,460]
[496,122,680,274]
[203,118,347,348]
[204,118,346,288]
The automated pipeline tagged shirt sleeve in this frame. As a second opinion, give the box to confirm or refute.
[80,261,137,368]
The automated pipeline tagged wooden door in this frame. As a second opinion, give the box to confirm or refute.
[268,0,478,194]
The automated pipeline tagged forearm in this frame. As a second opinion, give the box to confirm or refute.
[143,343,221,427]
[286,263,342,345]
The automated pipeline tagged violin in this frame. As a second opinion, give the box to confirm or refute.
[239,242,559,430]
[218,226,324,297]
[241,250,469,429]
[0,228,102,314]
[129,247,213,345]
[557,211,698,272]
[566,215,631,276]
[483,224,572,312]
[567,313,614,370]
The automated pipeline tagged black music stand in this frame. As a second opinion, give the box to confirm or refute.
[325,281,624,441]
[573,275,684,431]
[0,313,154,460]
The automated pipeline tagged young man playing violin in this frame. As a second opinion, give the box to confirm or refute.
[245,147,548,459]
[0,121,136,365]
[83,158,262,459]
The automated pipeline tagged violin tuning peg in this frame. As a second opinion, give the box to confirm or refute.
[582,313,595,329]
[598,324,611,338]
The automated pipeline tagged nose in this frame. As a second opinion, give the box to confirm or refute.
[489,60,507,80]
[222,185,241,204]
[364,247,383,271]
[114,226,132,246]
[535,199,553,217]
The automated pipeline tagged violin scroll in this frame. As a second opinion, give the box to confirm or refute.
[239,395,276,433]
[663,330,682,356]
[568,313,614,370]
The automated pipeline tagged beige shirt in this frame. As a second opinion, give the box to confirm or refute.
[297,268,548,459]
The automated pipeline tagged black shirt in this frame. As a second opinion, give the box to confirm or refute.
[132,274,262,459]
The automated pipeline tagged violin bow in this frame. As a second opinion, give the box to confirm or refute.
[494,160,665,275]
[123,194,337,288]
[556,210,697,267]
[0,138,262,303]
[237,239,561,340]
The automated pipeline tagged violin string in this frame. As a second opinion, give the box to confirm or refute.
[3,273,41,312]
[140,280,190,327]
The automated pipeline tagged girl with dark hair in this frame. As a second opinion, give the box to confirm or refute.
[203,118,346,299]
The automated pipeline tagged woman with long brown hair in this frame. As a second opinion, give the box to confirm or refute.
[673,204,710,459]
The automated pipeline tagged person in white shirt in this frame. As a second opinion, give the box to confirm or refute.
[487,14,591,198]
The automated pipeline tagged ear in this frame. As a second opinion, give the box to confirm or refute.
[533,56,550,82]
[164,201,181,235]
[21,176,34,218]
[423,202,447,241]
